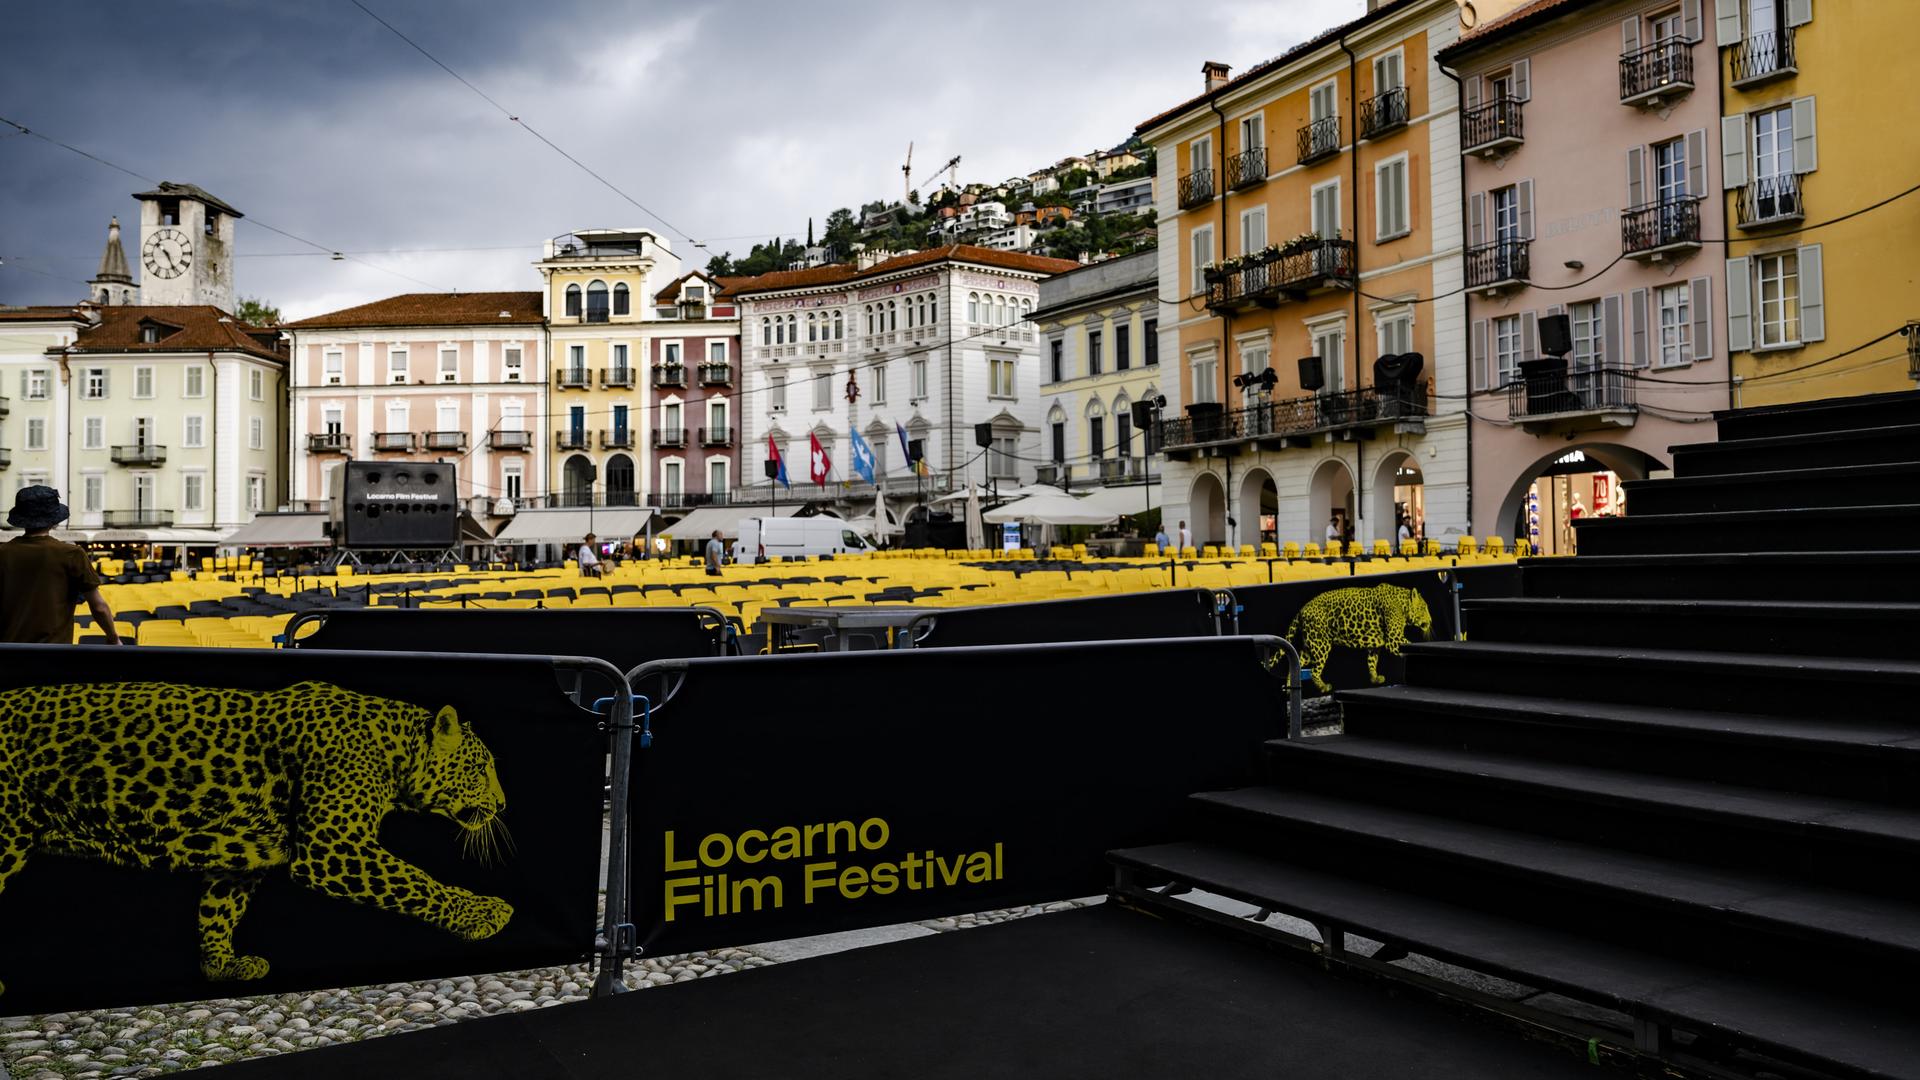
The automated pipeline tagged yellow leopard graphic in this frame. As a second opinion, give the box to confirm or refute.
[1287,584,1433,693]
[0,680,512,996]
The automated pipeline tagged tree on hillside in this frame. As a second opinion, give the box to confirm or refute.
[236,296,281,326]
[824,208,858,249]
[706,253,736,276]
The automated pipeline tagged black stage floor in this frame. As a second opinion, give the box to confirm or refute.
[224,905,1596,1079]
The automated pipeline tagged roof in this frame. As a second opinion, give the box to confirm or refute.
[132,181,244,219]
[492,507,654,544]
[654,271,753,304]
[0,306,88,323]
[1437,0,1601,60]
[728,245,1079,298]
[61,306,285,362]
[96,218,133,284]
[1136,0,1419,135]
[284,291,544,330]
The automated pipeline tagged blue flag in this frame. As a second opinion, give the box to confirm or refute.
[766,432,790,490]
[849,428,877,484]
[895,420,911,460]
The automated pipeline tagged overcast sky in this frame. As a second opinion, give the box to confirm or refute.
[1,0,1363,320]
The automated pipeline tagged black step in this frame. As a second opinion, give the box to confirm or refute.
[1516,551,1920,602]
[1715,388,1920,442]
[1670,423,1920,478]
[1621,462,1920,515]
[1573,505,1920,556]
[1110,840,1920,1080]
[1460,597,1920,659]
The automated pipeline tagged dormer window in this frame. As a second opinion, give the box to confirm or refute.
[141,325,160,344]
[685,285,706,303]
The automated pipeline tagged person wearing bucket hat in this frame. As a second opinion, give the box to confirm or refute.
[1,485,122,645]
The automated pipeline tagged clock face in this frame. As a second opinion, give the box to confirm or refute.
[143,228,193,280]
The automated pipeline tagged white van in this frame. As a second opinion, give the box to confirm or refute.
[733,516,873,564]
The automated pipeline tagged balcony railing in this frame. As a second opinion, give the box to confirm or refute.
[1226,147,1268,190]
[1158,384,1427,454]
[646,491,723,509]
[700,426,735,447]
[600,428,634,450]
[103,509,173,528]
[1729,27,1796,86]
[1620,38,1694,104]
[488,430,532,451]
[699,362,733,386]
[1359,87,1409,139]
[1297,116,1340,164]
[653,364,688,389]
[1461,97,1524,155]
[1465,239,1530,290]
[1177,169,1215,209]
[373,432,415,452]
[304,434,348,456]
[556,368,591,389]
[556,430,590,451]
[1204,238,1357,311]
[653,427,688,449]
[602,366,635,389]
[1736,173,1803,228]
[1622,197,1703,258]
[1505,362,1636,426]
[425,431,467,451]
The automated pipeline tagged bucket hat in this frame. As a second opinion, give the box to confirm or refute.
[7,485,70,530]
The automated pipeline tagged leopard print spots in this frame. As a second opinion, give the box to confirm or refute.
[1287,584,1433,693]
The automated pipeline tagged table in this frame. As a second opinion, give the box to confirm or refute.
[757,605,941,652]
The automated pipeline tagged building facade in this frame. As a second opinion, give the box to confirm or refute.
[1140,0,1469,552]
[1443,0,1728,553]
[1030,250,1166,492]
[646,271,744,508]
[283,293,548,516]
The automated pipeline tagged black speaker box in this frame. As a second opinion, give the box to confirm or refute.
[1538,313,1573,357]
[1298,355,1326,391]
[329,461,460,550]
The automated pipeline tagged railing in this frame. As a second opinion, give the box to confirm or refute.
[103,509,173,528]
[1729,27,1795,85]
[373,432,415,452]
[1095,458,1130,481]
[302,434,346,456]
[556,368,591,389]
[1622,197,1702,255]
[1505,363,1636,420]
[1205,238,1357,310]
[1465,239,1530,289]
[646,491,724,509]
[601,428,634,450]
[555,430,590,451]
[1620,38,1693,102]
[1297,115,1340,164]
[1034,462,1065,486]
[1177,169,1214,209]
[653,365,687,389]
[602,366,635,389]
[1736,173,1803,227]
[1359,86,1409,139]
[1158,384,1427,451]
[1461,97,1524,154]
[699,362,732,386]
[488,430,532,450]
[421,431,464,451]
[699,426,734,447]
[1226,147,1267,190]
[653,428,688,449]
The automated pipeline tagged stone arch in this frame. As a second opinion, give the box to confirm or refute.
[605,453,636,506]
[1307,457,1356,545]
[1237,466,1278,549]
[1370,448,1421,545]
[1494,443,1666,549]
[1187,470,1227,548]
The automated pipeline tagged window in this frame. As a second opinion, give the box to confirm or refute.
[132,473,155,512]
[911,357,928,399]
[1189,135,1212,178]
[180,365,204,398]
[1311,180,1341,238]
[709,458,729,496]
[1650,7,1684,44]
[1377,312,1413,357]
[662,461,683,497]
[439,347,459,383]
[1111,324,1131,371]
[770,372,788,411]
[83,475,104,514]
[1190,226,1213,293]
[708,400,727,431]
[1190,350,1218,404]
[134,366,154,398]
[1310,81,1337,123]
[586,280,610,323]
[1051,421,1066,463]
[870,362,888,404]
[1753,106,1794,183]
[134,417,153,447]
[1088,416,1105,460]
[502,401,524,432]
[989,354,1016,398]
[1375,156,1410,240]
[26,418,46,451]
[1238,114,1264,152]
[567,345,586,376]
[1144,320,1159,366]
[386,401,410,435]
[1756,252,1800,347]
[813,369,832,410]
[1117,412,1134,457]
[989,436,1018,480]
[1653,138,1687,204]
[25,369,48,400]
[567,405,586,440]
[322,406,344,436]
[1374,49,1404,93]
[1656,283,1691,366]
[564,283,582,318]
[436,403,459,432]
[709,340,727,363]
[502,460,524,501]
[1087,330,1103,376]
[503,346,523,381]
[247,475,265,513]
[1240,338,1270,383]
[685,284,706,304]
[83,417,104,449]
[389,348,409,384]
[612,343,629,376]
[612,404,630,439]
[761,318,772,347]
[1240,205,1267,254]
[1493,315,1523,386]
[613,282,630,316]
[1569,301,1603,369]
[141,325,161,344]
[1049,339,1064,382]
[1314,325,1347,393]
[75,367,107,401]
[184,415,204,448]
[663,342,680,366]
[249,368,264,400]
[834,310,844,339]
[1491,185,1520,244]
[184,473,204,512]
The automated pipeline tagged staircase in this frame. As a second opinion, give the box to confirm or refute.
[1111,389,1920,1080]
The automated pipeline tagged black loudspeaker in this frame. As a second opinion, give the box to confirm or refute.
[328,461,460,550]
[974,422,994,448]
[1131,401,1154,430]
[764,458,780,479]
[1538,313,1572,357]
[1373,351,1426,387]
[908,439,926,464]
[1298,356,1326,391]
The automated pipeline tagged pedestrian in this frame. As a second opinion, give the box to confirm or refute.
[705,530,726,576]
[1396,514,1414,549]
[578,533,602,578]
[1153,523,1172,553]
[1325,515,1341,548]
[0,485,122,645]
[1176,519,1192,552]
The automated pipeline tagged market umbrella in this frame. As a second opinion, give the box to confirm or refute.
[964,484,986,551]
[872,486,896,542]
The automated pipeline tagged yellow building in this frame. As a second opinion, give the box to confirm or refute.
[1718,0,1919,405]
[1030,251,1165,495]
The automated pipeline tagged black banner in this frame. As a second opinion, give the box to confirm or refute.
[296,607,732,676]
[1231,564,1523,694]
[626,636,1287,956]
[0,644,606,1015]
[909,587,1220,648]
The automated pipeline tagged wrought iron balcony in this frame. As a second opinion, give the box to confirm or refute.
[303,434,347,456]
[1505,361,1637,432]
[1465,239,1530,291]
[1359,87,1409,139]
[1729,28,1796,87]
[1620,38,1694,105]
[699,362,733,386]
[1461,97,1524,155]
[488,430,532,451]
[1177,169,1214,210]
[601,366,635,389]
[373,431,415,452]
[1622,197,1703,259]
[653,364,688,389]
[555,430,590,451]
[653,427,688,449]
[600,428,634,450]
[1226,147,1267,190]
[646,491,724,509]
[1297,116,1340,164]
[1736,174,1804,228]
[103,508,173,528]
[699,425,734,447]
[1034,462,1065,486]
[1158,384,1427,458]
[1204,238,1357,312]
[425,431,467,451]
[556,368,591,390]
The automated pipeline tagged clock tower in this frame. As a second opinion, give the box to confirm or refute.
[133,181,241,311]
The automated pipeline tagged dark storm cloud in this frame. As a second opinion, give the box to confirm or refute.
[0,0,1359,319]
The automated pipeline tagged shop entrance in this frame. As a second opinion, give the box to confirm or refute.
[1308,458,1355,548]
[1499,445,1663,554]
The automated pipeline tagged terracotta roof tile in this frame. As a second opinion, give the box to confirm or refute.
[1439,0,1600,57]
[284,291,544,329]
[727,245,1078,297]
[0,306,88,322]
[62,306,285,363]
[652,270,752,304]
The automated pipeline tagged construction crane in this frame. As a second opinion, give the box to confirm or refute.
[902,142,913,204]
[910,155,962,200]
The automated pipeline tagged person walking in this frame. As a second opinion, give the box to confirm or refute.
[577,533,602,578]
[0,486,122,644]
[1325,515,1342,549]
[1176,520,1192,552]
[1153,523,1172,553]
[704,530,726,576]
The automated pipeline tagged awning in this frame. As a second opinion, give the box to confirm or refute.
[91,527,237,545]
[981,492,1118,526]
[1073,484,1163,518]
[222,512,330,548]
[660,504,797,538]
[491,507,655,544]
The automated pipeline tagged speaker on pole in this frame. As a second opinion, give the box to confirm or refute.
[974,422,995,448]
[1538,313,1573,357]
[763,459,780,479]
[1297,355,1326,391]
[907,439,926,465]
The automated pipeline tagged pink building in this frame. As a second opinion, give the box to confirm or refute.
[1442,0,1725,553]
[284,292,547,517]
[646,271,744,508]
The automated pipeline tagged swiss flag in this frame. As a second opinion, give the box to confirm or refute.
[809,432,832,487]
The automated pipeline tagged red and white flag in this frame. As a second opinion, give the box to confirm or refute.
[809,432,832,487]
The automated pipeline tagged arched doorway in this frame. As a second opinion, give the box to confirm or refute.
[1307,458,1355,547]
[604,453,635,506]
[1188,471,1227,548]
[1496,444,1665,554]
[1237,468,1278,549]
[1371,451,1423,548]
[563,454,595,508]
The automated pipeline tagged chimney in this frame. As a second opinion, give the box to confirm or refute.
[1202,61,1231,92]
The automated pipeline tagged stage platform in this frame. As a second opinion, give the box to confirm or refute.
[223,904,1597,1079]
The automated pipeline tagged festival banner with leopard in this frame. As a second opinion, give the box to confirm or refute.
[0,645,607,1015]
